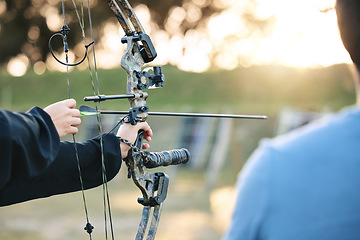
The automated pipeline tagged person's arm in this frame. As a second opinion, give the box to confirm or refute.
[0,99,83,198]
[0,133,121,206]
[0,107,60,193]
[0,120,152,206]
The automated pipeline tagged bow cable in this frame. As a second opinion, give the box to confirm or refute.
[57,0,115,239]
[58,0,94,238]
[58,1,95,239]
[84,1,116,239]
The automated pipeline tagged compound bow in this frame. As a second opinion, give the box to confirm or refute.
[48,0,266,239]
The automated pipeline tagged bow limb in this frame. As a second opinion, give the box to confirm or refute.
[107,0,133,35]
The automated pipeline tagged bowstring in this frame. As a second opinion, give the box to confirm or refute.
[61,0,115,239]
[59,0,94,239]
[83,0,116,239]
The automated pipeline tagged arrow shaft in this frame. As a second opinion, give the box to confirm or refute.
[98,110,267,119]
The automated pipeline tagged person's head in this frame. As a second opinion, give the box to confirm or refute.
[336,0,360,69]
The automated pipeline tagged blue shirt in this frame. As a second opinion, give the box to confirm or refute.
[223,106,360,240]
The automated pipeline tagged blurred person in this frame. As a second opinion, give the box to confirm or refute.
[0,98,152,206]
[223,0,360,239]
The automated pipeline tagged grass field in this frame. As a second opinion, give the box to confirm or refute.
[0,63,356,239]
[0,64,355,113]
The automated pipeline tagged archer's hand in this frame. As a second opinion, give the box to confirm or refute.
[116,122,153,158]
[44,99,81,138]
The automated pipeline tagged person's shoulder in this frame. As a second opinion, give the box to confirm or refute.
[266,106,360,152]
[239,106,360,185]
[242,106,360,175]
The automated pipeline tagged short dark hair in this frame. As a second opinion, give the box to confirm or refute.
[336,0,360,68]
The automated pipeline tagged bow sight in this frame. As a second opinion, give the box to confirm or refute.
[135,66,165,89]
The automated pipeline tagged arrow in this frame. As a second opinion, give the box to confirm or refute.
[79,105,267,120]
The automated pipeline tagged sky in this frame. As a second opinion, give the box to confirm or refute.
[6,0,353,76]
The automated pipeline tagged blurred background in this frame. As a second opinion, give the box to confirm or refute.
[0,0,356,239]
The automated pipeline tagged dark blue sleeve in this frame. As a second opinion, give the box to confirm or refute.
[0,108,122,206]
[0,107,60,194]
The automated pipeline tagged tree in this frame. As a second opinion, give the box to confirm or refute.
[0,0,273,71]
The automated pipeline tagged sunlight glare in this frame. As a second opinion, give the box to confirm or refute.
[250,0,351,67]
[179,30,211,72]
[167,34,185,66]
[7,54,30,77]
[101,22,124,53]
[41,5,62,32]
[96,49,123,69]
[41,0,353,74]
[192,0,208,7]
[34,61,47,75]
[165,7,186,35]
[207,10,245,41]
[46,51,75,72]
[0,1,6,16]
[189,0,351,70]
[215,49,240,70]
[184,2,202,24]
[152,30,171,66]
[134,4,152,33]
[28,26,40,41]
[92,21,126,69]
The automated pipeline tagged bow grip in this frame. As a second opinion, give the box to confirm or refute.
[134,129,145,150]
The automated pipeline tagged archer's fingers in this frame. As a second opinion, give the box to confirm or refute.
[138,122,153,137]
[64,98,77,108]
[71,117,82,127]
[67,126,79,135]
[142,143,150,149]
[69,108,81,117]
[143,135,152,143]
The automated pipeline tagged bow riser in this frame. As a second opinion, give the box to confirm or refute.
[121,36,148,123]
